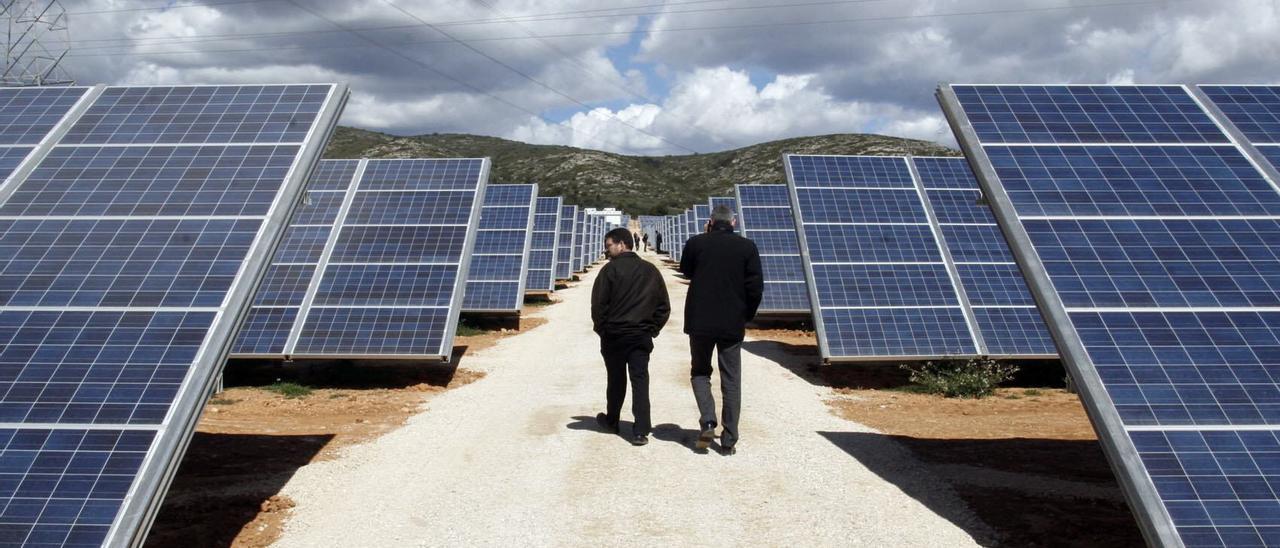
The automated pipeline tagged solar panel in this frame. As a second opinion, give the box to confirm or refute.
[913,156,1057,357]
[939,82,1280,547]
[785,155,979,360]
[0,83,346,547]
[736,184,810,313]
[526,196,562,292]
[570,209,585,273]
[462,184,536,312]
[555,205,577,279]
[709,196,736,214]
[234,158,487,359]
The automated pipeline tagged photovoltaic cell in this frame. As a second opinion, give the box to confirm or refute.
[0,83,345,547]
[464,184,536,312]
[555,205,576,280]
[525,198,560,293]
[941,82,1280,547]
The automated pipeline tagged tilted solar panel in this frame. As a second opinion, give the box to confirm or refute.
[709,196,736,214]
[233,158,487,359]
[940,83,1280,547]
[526,196,561,293]
[736,184,810,314]
[463,184,536,312]
[0,84,346,547]
[785,155,979,360]
[555,205,577,280]
[913,157,1057,357]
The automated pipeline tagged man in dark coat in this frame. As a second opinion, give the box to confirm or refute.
[679,205,763,454]
[592,227,671,446]
[654,231,663,254]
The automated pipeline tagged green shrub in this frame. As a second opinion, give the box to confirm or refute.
[264,381,312,399]
[900,357,1018,399]
[456,320,484,337]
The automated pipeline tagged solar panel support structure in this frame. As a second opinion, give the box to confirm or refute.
[936,84,1180,547]
[0,85,100,200]
[1187,86,1280,194]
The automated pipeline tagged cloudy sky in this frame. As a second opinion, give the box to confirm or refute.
[56,0,1280,154]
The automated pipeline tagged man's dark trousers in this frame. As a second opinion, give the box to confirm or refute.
[601,333,653,435]
[690,334,742,448]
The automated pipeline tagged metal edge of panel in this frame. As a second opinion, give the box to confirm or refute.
[119,83,350,548]
[936,83,1181,548]
[782,154,832,363]
[906,155,986,355]
[0,85,102,206]
[1187,85,1280,196]
[280,158,368,357]
[439,158,490,361]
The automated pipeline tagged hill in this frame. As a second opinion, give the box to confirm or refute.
[323,127,958,214]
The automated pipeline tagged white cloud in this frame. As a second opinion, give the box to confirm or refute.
[509,66,947,154]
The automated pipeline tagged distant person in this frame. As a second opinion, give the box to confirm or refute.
[655,230,663,254]
[641,232,650,252]
[679,205,763,455]
[592,228,671,446]
[633,231,642,252]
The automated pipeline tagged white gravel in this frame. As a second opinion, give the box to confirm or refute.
[273,252,988,546]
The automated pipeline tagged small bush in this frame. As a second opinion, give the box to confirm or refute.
[900,357,1019,399]
[1023,388,1043,397]
[264,381,312,399]
[456,320,484,337]
[209,397,239,406]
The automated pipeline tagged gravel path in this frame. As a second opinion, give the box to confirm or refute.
[273,252,988,546]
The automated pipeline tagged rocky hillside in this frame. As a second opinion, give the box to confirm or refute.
[323,127,958,214]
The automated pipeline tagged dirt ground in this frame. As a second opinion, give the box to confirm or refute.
[151,294,1142,547]
[144,304,551,548]
[749,326,1144,548]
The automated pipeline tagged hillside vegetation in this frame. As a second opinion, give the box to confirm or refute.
[323,127,958,214]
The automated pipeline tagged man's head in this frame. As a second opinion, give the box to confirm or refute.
[705,205,736,231]
[604,227,633,258]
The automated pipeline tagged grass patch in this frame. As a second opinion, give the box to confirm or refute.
[456,319,484,337]
[263,382,313,399]
[1023,388,1044,397]
[900,357,1019,399]
[209,397,239,406]
[523,298,554,307]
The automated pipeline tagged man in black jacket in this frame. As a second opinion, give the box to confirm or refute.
[592,227,671,446]
[679,205,763,455]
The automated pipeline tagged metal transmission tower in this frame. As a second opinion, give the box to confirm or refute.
[1,0,71,86]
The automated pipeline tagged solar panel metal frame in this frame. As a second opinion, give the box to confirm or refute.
[0,83,349,547]
[462,183,537,313]
[735,184,810,315]
[784,154,984,362]
[936,83,1280,548]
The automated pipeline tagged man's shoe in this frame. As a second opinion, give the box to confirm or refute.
[630,434,649,446]
[696,424,716,450]
[595,413,619,434]
[720,445,736,456]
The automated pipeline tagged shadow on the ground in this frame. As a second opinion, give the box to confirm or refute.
[146,432,333,547]
[651,422,712,453]
[226,348,470,390]
[818,431,1143,548]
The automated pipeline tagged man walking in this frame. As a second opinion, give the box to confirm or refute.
[592,227,671,446]
[679,205,763,455]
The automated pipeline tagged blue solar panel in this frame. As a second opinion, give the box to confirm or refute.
[233,307,297,355]
[294,307,451,355]
[314,265,457,306]
[973,307,1056,356]
[736,184,810,313]
[953,85,1228,144]
[464,184,536,312]
[955,263,1037,306]
[292,191,345,225]
[1201,85,1280,144]
[571,210,585,273]
[345,191,476,225]
[555,205,576,279]
[939,224,1016,262]
[0,87,88,145]
[305,159,358,191]
[0,83,346,547]
[253,264,316,306]
[912,156,981,189]
[709,196,736,214]
[0,147,33,184]
[940,82,1280,547]
[925,190,997,224]
[787,155,979,359]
